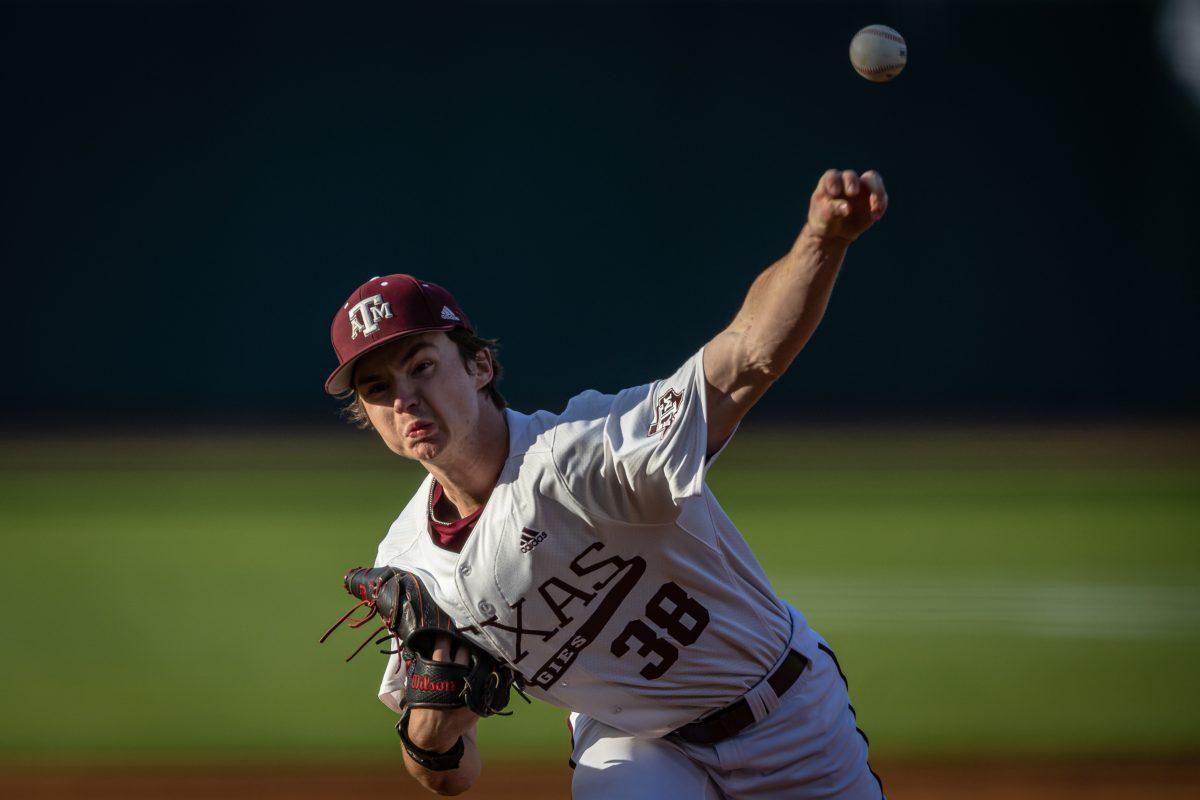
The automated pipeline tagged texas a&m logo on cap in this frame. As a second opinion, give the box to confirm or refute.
[348,294,393,339]
[325,274,475,396]
[647,388,683,436]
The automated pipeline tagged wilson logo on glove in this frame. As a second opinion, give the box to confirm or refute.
[320,565,529,717]
[410,674,457,693]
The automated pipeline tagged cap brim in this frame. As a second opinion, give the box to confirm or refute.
[323,323,458,396]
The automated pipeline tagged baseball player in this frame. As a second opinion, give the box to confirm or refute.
[322,169,888,798]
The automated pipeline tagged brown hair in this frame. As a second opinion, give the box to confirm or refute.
[338,329,506,430]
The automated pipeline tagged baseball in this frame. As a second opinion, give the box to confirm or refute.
[849,24,907,83]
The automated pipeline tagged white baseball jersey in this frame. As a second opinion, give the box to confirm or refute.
[372,348,812,738]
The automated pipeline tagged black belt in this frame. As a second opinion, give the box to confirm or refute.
[671,649,809,746]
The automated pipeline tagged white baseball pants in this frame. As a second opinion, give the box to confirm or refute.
[568,611,884,800]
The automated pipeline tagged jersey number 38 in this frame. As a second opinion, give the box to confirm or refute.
[610,581,711,681]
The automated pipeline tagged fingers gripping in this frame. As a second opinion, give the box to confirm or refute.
[818,169,859,218]
[860,170,888,219]
[810,167,889,235]
[430,633,470,665]
[842,170,860,197]
[432,634,452,663]
[821,168,843,198]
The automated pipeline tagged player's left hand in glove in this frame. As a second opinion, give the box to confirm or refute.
[321,565,523,719]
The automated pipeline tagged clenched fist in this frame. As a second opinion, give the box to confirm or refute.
[804,168,888,243]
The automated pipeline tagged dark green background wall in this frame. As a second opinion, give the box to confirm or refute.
[2,0,1196,426]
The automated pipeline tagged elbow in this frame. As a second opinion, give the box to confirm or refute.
[731,330,791,385]
[755,358,789,383]
[745,326,814,383]
[743,347,789,384]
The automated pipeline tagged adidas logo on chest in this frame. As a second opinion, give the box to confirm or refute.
[519,527,548,553]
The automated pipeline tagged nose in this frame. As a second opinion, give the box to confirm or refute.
[391,380,419,415]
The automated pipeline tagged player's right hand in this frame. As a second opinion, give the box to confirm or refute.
[803,168,888,243]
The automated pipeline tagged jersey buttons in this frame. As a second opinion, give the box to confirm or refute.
[459,564,472,577]
[478,600,496,616]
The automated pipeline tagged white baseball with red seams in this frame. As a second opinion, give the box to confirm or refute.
[850,24,907,83]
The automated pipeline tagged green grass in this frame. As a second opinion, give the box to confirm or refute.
[1,426,1197,762]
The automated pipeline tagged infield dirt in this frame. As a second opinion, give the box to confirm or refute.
[2,757,1198,799]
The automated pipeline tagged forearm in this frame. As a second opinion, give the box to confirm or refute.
[729,227,850,379]
[402,728,481,796]
[402,707,481,795]
[703,168,886,452]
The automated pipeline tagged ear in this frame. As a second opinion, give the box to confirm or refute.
[471,348,494,390]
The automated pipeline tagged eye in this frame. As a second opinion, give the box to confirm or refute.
[363,382,387,397]
[413,360,434,375]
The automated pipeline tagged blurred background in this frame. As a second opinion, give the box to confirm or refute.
[1,0,1197,797]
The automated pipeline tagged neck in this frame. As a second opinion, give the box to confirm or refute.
[426,403,508,518]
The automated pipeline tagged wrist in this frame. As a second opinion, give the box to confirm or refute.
[398,713,465,771]
[405,710,463,753]
[796,224,855,250]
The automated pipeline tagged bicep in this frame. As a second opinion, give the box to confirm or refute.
[703,329,774,456]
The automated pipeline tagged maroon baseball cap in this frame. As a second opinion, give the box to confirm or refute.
[324,274,473,395]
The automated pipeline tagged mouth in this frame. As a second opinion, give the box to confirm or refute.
[405,420,437,441]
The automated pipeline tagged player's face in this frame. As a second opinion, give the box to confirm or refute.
[352,332,494,463]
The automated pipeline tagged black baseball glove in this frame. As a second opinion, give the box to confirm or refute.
[321,566,521,718]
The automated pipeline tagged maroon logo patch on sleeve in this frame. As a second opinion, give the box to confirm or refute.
[647,388,683,436]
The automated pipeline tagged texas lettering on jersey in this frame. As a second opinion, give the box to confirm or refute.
[460,541,710,689]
